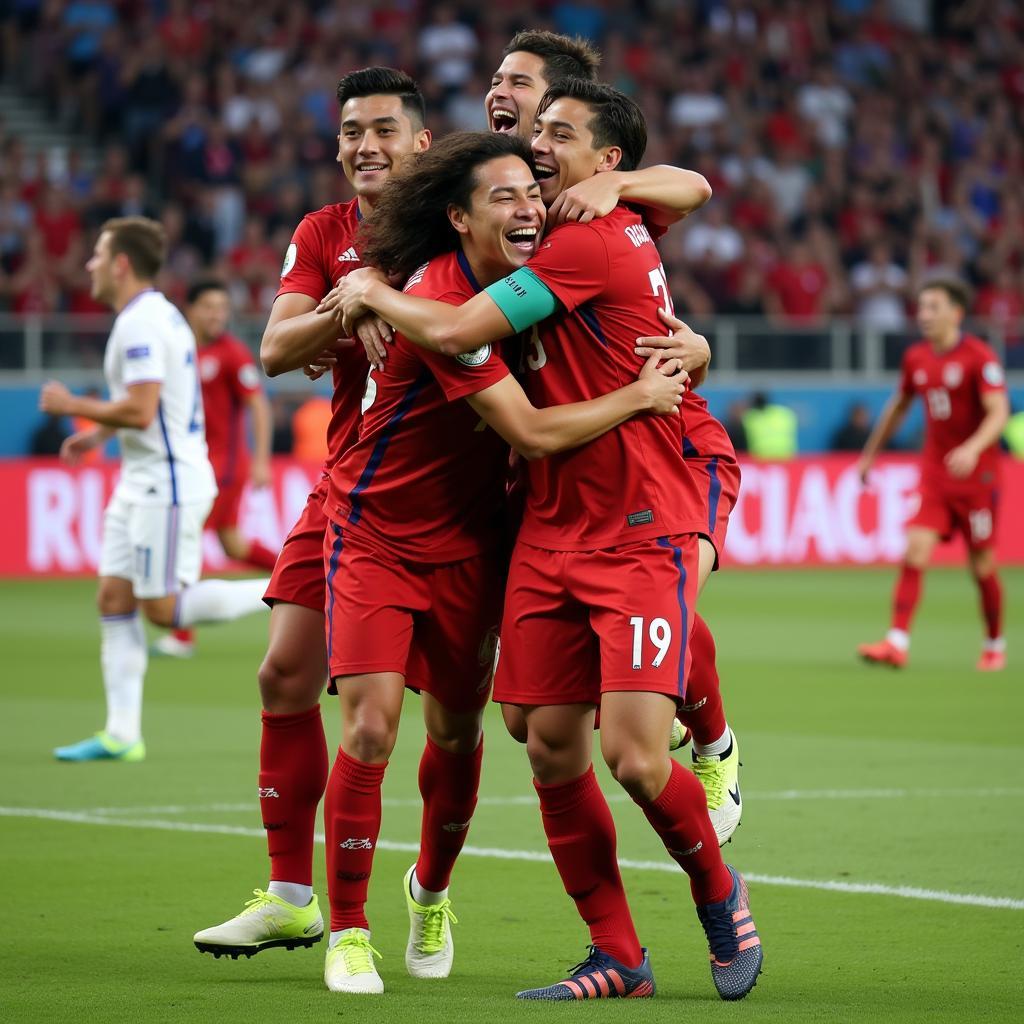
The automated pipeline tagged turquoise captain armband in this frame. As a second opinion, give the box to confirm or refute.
[484,267,560,333]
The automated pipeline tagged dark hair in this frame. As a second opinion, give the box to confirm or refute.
[536,79,647,172]
[361,132,535,280]
[101,216,166,280]
[336,67,425,128]
[186,278,228,305]
[919,276,972,311]
[502,30,601,86]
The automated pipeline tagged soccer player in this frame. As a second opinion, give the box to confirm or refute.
[333,82,762,1000]
[193,68,431,961]
[156,278,276,659]
[317,131,685,995]
[857,279,1009,670]
[39,217,270,763]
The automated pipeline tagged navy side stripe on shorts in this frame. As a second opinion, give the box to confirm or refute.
[656,536,689,699]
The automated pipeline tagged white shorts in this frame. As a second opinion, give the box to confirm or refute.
[99,492,212,599]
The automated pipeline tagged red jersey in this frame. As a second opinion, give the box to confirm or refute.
[276,199,369,470]
[899,333,1006,486]
[325,251,512,563]
[197,332,262,485]
[513,204,707,550]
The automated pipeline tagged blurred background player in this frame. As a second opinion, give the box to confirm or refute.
[857,279,1009,671]
[156,278,276,658]
[193,68,430,965]
[39,217,269,763]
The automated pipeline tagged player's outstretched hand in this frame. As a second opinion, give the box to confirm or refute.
[40,379,73,415]
[637,352,687,415]
[548,173,622,226]
[635,309,711,385]
[945,443,979,479]
[59,429,101,466]
[856,455,873,486]
[250,457,272,489]
[354,315,394,370]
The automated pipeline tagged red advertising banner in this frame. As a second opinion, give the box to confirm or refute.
[1,455,1021,576]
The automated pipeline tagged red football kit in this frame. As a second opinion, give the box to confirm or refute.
[197,332,262,530]
[323,250,511,711]
[899,333,1006,550]
[493,205,706,707]
[263,199,370,610]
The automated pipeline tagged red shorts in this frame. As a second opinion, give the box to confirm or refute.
[323,523,504,714]
[263,477,329,612]
[685,413,740,566]
[908,476,1000,551]
[493,534,700,707]
[205,480,245,532]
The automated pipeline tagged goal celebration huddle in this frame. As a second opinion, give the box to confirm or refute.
[39,24,1010,1010]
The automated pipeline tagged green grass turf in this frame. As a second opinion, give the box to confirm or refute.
[0,569,1021,1023]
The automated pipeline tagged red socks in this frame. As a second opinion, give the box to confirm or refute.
[414,736,482,892]
[172,628,194,644]
[245,540,280,571]
[325,748,387,931]
[637,759,733,906]
[892,564,923,632]
[678,614,727,746]
[535,767,643,968]
[259,706,329,886]
[976,572,1003,640]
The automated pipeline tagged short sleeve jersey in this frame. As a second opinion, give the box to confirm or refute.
[325,251,512,562]
[500,204,707,550]
[276,199,369,470]
[198,333,261,486]
[103,289,217,506]
[899,334,1007,485]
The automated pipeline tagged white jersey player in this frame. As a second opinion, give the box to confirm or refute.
[40,217,271,762]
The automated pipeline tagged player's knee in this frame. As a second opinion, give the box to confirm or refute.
[257,655,321,713]
[525,733,566,783]
[344,711,398,763]
[218,531,247,561]
[140,598,176,629]
[501,704,528,744]
[605,749,664,802]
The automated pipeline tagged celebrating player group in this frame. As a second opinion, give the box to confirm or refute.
[189,31,761,1002]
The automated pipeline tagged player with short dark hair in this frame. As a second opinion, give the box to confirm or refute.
[331,83,762,1002]
[857,279,1009,670]
[155,279,277,659]
[316,130,685,995]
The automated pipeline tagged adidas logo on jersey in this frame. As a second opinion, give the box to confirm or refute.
[337,247,360,262]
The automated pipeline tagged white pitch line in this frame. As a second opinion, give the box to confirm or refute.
[2,805,1021,912]
[80,785,1024,816]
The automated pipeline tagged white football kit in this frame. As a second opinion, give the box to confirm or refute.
[98,289,218,597]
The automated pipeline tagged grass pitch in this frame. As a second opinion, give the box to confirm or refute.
[1,569,1021,1023]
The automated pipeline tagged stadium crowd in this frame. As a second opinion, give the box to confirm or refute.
[0,0,1022,362]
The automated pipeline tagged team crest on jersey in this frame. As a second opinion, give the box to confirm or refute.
[281,242,297,278]
[199,356,219,381]
[982,361,1004,386]
[943,363,963,389]
[913,369,927,386]
[457,344,491,366]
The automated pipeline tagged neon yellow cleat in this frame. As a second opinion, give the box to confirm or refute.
[403,865,457,979]
[193,890,323,958]
[325,929,384,993]
[691,729,742,846]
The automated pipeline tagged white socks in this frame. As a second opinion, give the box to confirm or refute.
[101,613,147,745]
[886,628,910,651]
[175,578,269,627]
[984,637,1006,653]
[268,881,314,908]
[694,725,732,759]
[410,868,447,906]
[330,927,371,949]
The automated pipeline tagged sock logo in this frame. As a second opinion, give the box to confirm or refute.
[339,837,374,850]
[336,870,371,881]
[442,821,470,833]
[669,841,703,857]
[258,787,280,798]
[679,696,707,711]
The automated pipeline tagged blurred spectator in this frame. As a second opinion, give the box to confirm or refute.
[291,395,331,463]
[830,401,873,452]
[850,241,908,331]
[743,392,798,460]
[30,413,69,455]
[722,398,749,454]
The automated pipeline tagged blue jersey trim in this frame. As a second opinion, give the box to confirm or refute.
[576,302,608,347]
[682,434,698,459]
[346,368,431,525]
[705,456,722,536]
[656,536,689,699]
[325,524,344,668]
[456,250,483,294]
[157,402,179,506]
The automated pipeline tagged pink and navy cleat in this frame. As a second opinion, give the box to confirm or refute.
[696,866,763,1000]
[515,946,655,1000]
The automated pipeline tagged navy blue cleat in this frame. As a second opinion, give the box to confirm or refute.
[696,866,763,1000]
[515,946,655,1000]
